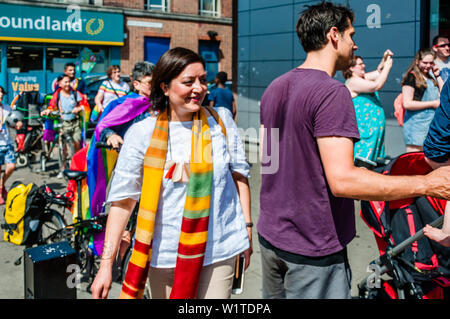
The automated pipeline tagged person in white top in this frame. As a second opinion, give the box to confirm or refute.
[0,86,19,204]
[432,35,450,83]
[91,47,252,299]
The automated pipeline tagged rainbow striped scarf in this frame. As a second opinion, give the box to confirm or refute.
[121,107,221,299]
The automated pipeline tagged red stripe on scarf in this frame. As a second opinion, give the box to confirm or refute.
[180,216,209,233]
[177,242,208,256]
[122,282,139,298]
[133,239,152,254]
[170,257,205,299]
[124,262,148,288]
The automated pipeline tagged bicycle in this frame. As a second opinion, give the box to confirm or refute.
[40,170,107,288]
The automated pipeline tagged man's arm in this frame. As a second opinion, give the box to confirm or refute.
[316,136,450,201]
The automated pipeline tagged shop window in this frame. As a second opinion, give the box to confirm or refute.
[199,0,220,17]
[7,45,43,73]
[144,0,169,12]
[46,46,78,73]
[429,0,450,43]
[46,46,108,76]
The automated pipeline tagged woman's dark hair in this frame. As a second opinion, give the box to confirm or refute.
[106,65,120,78]
[57,74,70,83]
[0,86,5,95]
[342,55,363,79]
[150,47,205,112]
[296,1,354,53]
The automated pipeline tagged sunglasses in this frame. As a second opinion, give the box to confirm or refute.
[434,43,450,48]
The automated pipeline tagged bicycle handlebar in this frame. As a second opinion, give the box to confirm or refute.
[95,141,119,151]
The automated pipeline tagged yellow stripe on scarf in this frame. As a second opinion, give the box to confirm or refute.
[179,231,208,246]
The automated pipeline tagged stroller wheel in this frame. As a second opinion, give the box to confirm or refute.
[16,154,28,168]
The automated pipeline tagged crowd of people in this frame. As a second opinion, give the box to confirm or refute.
[1,1,449,300]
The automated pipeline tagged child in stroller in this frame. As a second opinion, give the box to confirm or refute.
[359,152,450,299]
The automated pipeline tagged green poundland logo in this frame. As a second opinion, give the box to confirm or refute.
[0,16,104,35]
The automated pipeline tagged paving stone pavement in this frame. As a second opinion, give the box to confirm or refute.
[0,149,380,299]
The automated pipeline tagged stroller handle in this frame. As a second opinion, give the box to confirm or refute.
[358,215,444,292]
[389,215,443,258]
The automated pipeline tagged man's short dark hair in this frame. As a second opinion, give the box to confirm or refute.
[64,62,76,70]
[216,71,227,85]
[433,34,449,46]
[296,1,354,53]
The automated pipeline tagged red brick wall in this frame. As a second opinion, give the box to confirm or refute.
[104,0,232,18]
[171,0,198,15]
[121,16,232,80]
[104,0,143,9]
[221,0,232,18]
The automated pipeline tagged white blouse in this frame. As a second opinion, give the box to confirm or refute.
[107,108,250,268]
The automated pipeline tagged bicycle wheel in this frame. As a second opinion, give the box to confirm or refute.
[16,153,28,168]
[37,210,67,244]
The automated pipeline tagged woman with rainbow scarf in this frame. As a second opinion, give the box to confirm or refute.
[91,48,253,299]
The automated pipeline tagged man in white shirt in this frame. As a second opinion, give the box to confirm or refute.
[432,35,450,83]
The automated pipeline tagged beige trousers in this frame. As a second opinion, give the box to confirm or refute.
[148,256,237,299]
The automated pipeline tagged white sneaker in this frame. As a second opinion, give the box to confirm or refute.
[57,172,64,179]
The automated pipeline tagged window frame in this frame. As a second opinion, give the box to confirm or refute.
[199,0,220,18]
[144,0,169,12]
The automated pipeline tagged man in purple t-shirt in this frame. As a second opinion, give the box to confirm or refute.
[258,2,450,299]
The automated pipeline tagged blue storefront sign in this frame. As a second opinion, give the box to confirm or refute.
[0,3,124,46]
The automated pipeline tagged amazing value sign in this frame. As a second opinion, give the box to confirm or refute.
[0,3,124,46]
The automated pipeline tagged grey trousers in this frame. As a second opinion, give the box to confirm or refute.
[260,239,352,299]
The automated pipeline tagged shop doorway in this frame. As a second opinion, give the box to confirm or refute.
[144,37,170,65]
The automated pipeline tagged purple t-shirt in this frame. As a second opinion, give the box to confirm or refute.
[258,68,360,257]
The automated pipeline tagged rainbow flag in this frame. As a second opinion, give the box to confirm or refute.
[86,94,151,255]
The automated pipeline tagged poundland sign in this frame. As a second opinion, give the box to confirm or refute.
[0,3,123,46]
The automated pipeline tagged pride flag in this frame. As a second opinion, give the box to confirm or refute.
[86,94,151,255]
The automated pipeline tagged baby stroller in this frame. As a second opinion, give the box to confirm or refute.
[11,91,44,168]
[358,152,450,299]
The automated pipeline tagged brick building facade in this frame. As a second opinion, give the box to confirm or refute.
[104,0,233,80]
